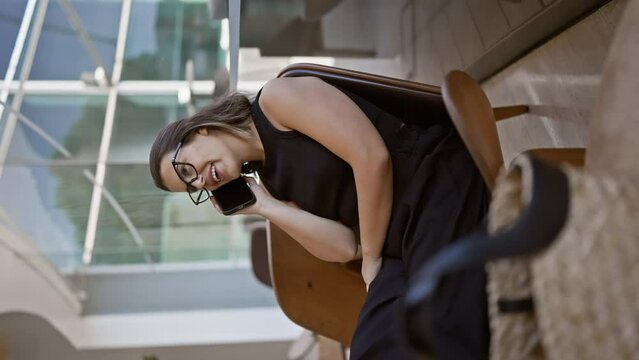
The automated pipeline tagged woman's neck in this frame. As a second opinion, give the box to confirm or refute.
[246,121,265,162]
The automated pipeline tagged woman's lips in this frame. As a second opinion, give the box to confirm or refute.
[210,163,222,183]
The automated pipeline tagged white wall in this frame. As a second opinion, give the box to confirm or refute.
[0,220,302,354]
[1,312,294,360]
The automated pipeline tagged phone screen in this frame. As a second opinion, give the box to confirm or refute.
[210,177,256,215]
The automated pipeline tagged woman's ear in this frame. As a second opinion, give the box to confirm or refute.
[196,127,209,136]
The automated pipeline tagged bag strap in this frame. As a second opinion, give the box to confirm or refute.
[405,156,570,307]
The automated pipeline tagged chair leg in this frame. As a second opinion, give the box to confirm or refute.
[493,105,529,121]
[288,330,318,360]
[340,344,349,360]
[525,148,586,168]
[318,335,346,360]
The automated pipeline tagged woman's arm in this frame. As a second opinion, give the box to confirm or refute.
[258,77,393,287]
[226,178,361,263]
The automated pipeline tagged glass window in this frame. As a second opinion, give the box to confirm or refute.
[5,95,107,164]
[0,0,28,76]
[108,95,215,164]
[92,94,248,265]
[93,164,164,265]
[0,94,107,271]
[122,0,227,81]
[0,163,93,271]
[108,95,189,164]
[29,0,121,80]
[92,164,249,265]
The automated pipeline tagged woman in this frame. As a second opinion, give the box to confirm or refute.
[150,76,488,359]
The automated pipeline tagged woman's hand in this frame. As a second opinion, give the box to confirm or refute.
[239,177,273,215]
[362,255,382,292]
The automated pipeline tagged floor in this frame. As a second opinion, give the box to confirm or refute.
[407,0,626,165]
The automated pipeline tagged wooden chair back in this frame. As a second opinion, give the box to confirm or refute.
[249,222,272,288]
[442,69,587,190]
[442,70,504,191]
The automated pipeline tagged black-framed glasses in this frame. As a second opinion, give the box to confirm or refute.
[171,142,210,205]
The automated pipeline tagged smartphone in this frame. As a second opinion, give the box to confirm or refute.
[210,176,256,215]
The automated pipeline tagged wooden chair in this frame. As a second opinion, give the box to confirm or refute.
[249,221,271,288]
[268,63,588,345]
[250,221,347,359]
[442,70,586,190]
[247,221,347,360]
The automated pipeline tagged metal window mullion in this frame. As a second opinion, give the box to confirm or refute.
[1,80,216,95]
[171,4,184,80]
[0,0,38,124]
[228,0,241,91]
[0,0,49,179]
[82,0,132,266]
[82,170,153,265]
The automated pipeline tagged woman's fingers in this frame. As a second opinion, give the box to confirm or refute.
[285,201,300,209]
[245,176,277,198]
[245,176,258,186]
[362,256,383,292]
[209,196,222,213]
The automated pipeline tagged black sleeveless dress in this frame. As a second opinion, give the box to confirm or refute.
[251,86,489,359]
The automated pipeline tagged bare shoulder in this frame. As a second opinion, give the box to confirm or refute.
[260,77,324,105]
[258,77,326,130]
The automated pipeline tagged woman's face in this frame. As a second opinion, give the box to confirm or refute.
[160,127,244,193]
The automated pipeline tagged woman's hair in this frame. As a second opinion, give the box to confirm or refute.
[149,92,253,191]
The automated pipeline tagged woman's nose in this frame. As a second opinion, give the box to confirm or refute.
[192,174,206,189]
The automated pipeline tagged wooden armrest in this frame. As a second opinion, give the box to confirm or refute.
[524,148,586,168]
[268,223,366,345]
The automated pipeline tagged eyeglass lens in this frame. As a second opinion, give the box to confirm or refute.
[173,142,210,205]
[174,163,198,184]
[188,188,210,204]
